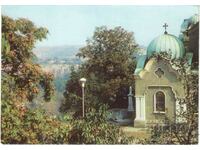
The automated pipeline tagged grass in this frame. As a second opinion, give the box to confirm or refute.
[120,126,151,139]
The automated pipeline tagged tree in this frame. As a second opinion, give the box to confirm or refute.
[1,75,71,144]
[2,15,54,102]
[1,16,133,144]
[1,16,58,144]
[60,26,138,114]
[59,66,82,113]
[145,52,198,144]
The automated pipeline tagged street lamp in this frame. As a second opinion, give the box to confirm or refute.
[80,77,86,118]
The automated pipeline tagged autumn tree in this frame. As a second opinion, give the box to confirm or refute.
[2,15,54,102]
[60,26,138,114]
[1,15,56,143]
[1,76,70,144]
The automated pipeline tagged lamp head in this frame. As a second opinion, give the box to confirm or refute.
[80,78,86,87]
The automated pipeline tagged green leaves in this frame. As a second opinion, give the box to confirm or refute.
[79,27,138,106]
[34,27,49,41]
[61,26,138,114]
[68,104,131,144]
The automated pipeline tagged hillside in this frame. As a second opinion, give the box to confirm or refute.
[33,45,82,59]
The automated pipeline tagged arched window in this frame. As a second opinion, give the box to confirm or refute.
[154,91,165,113]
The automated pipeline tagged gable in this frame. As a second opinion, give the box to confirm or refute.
[135,58,185,98]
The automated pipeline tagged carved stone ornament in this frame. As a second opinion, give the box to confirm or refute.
[155,68,164,78]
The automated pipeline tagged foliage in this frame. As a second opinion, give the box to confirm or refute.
[1,16,133,144]
[2,15,54,102]
[2,74,132,144]
[1,16,63,144]
[60,26,138,113]
[68,105,133,144]
[1,74,70,144]
[59,66,82,113]
[145,52,198,144]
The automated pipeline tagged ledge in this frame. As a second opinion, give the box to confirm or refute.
[153,111,166,114]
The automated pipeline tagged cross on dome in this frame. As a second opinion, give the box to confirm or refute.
[163,23,168,34]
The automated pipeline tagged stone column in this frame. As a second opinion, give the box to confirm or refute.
[134,96,145,128]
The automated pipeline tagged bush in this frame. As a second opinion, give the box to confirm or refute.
[68,105,133,144]
[1,74,70,144]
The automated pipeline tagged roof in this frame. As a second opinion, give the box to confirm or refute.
[147,33,185,59]
[134,55,147,75]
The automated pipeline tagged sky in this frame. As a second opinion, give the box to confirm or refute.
[1,5,198,48]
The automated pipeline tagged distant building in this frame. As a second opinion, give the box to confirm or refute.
[133,15,199,128]
[179,14,199,64]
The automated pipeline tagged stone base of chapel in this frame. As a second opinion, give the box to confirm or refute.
[134,119,146,128]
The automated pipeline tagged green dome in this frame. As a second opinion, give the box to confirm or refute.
[147,33,185,59]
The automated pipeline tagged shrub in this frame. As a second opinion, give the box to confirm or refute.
[68,105,133,144]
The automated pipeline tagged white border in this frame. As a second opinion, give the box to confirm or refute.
[0,0,200,5]
[0,1,200,150]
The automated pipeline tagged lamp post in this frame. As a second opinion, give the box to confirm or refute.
[80,78,86,118]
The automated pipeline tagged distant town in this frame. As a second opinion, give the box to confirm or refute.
[38,57,82,78]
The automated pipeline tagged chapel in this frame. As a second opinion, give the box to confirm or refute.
[133,14,199,128]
